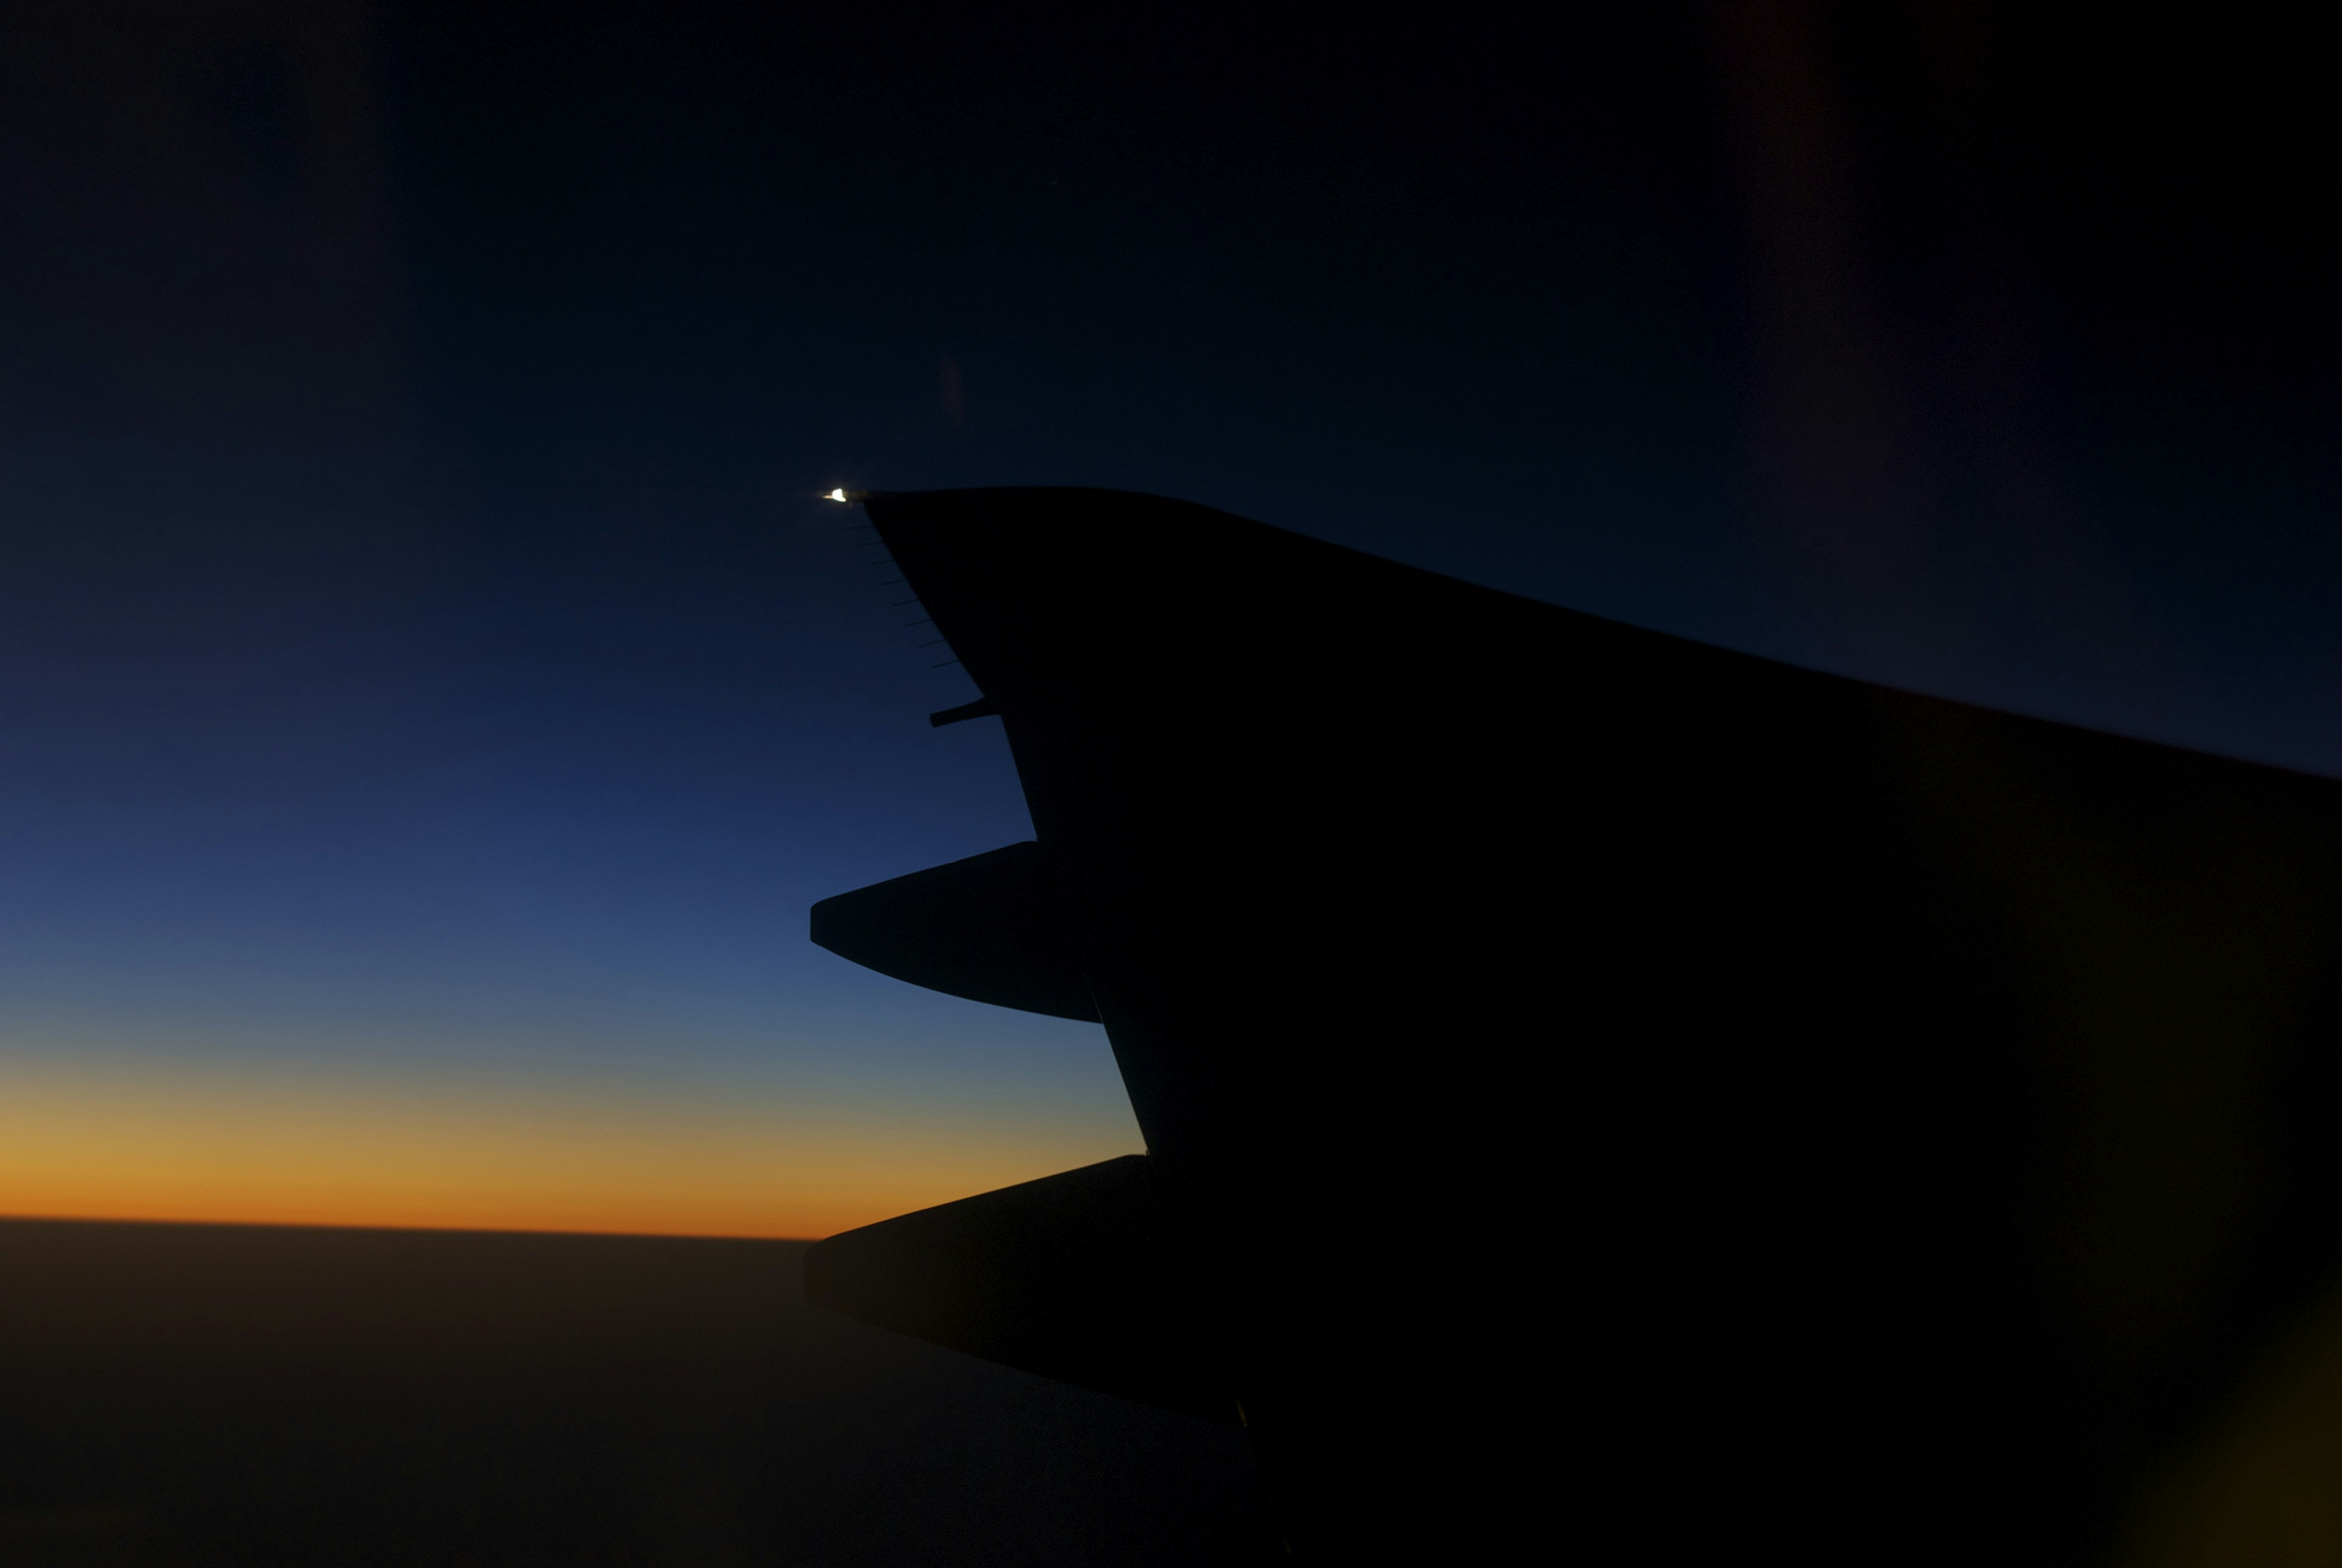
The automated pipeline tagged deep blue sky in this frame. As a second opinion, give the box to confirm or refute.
[2,1,2337,1229]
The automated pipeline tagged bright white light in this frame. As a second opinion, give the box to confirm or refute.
[824,487,850,503]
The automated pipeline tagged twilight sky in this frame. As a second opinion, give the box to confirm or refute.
[2,1,2335,1234]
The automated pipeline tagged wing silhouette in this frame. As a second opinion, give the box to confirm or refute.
[809,487,2342,1563]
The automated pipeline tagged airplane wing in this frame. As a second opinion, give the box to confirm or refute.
[809,487,2342,1562]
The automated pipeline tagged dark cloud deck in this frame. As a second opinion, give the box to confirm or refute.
[0,1218,1271,1566]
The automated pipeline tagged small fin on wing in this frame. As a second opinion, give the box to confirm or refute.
[804,1155,1233,1424]
[929,696,1000,727]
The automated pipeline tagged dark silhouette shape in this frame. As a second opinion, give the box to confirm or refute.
[812,842,1096,1022]
[803,1156,1226,1425]
[808,487,2342,1563]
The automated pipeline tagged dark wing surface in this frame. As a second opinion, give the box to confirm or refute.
[807,487,2342,1563]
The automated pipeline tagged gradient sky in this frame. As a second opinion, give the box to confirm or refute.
[2,1,2335,1234]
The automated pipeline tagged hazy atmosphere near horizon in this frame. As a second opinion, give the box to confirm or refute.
[3,2,2336,1238]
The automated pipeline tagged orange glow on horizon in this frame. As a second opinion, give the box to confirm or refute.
[0,1060,1139,1240]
